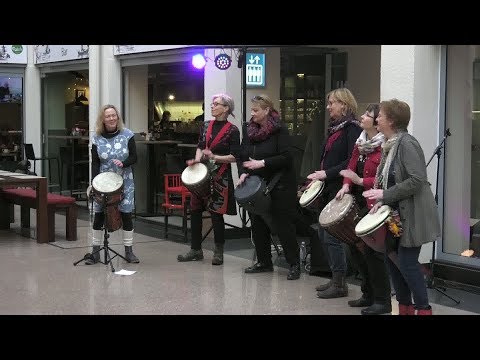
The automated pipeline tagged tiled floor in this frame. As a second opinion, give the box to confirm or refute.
[0,208,478,315]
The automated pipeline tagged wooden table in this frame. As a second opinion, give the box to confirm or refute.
[0,171,48,243]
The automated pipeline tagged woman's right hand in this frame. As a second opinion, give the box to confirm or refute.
[335,184,350,200]
[237,173,249,186]
[186,159,199,166]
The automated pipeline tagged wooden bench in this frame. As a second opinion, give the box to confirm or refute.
[0,188,77,242]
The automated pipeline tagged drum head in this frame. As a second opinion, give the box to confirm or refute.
[181,163,208,185]
[234,175,263,202]
[92,172,123,194]
[299,180,324,207]
[355,205,391,236]
[318,193,354,227]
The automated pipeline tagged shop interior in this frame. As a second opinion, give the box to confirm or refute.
[0,75,23,167]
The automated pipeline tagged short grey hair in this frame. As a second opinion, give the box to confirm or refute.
[212,93,235,118]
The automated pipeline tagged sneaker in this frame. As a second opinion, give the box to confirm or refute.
[177,249,204,262]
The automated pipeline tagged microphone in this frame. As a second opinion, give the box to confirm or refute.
[445,128,451,137]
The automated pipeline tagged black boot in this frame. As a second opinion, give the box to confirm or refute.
[212,244,224,265]
[348,294,373,307]
[85,245,101,265]
[361,302,392,315]
[244,262,273,273]
[287,263,301,280]
[125,246,139,263]
[177,249,204,262]
[317,272,348,299]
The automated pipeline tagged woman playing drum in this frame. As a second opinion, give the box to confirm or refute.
[237,94,301,280]
[177,94,240,265]
[363,99,440,315]
[335,104,392,315]
[307,88,362,298]
[86,104,139,264]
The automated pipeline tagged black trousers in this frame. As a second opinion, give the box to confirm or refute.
[348,243,391,304]
[190,210,225,250]
[251,185,299,266]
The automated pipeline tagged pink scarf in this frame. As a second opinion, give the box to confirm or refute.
[247,111,281,143]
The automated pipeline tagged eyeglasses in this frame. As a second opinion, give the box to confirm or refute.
[211,102,226,107]
[252,95,265,101]
[363,112,377,121]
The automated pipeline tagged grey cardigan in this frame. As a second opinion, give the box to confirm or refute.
[382,131,441,247]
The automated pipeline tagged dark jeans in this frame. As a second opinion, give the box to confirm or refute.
[385,243,430,309]
[349,243,391,304]
[321,229,347,273]
[190,210,225,250]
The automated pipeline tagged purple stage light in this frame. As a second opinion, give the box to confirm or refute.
[192,54,206,69]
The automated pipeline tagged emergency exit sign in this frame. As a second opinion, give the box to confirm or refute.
[246,52,265,87]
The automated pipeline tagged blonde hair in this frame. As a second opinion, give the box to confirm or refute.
[251,94,278,114]
[95,104,124,135]
[327,88,358,117]
[212,93,235,117]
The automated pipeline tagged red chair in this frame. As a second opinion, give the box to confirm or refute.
[161,174,191,241]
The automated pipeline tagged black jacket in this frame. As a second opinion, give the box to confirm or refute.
[237,124,296,187]
[319,121,362,205]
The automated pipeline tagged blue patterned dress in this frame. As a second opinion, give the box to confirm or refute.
[92,128,135,213]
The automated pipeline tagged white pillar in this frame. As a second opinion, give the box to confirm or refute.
[100,45,122,108]
[24,45,42,158]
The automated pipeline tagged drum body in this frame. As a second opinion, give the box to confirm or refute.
[92,172,124,232]
[299,180,324,211]
[354,205,392,253]
[234,175,271,217]
[181,163,211,199]
[318,194,364,252]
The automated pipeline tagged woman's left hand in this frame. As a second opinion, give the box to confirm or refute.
[243,158,265,170]
[363,189,383,201]
[112,159,123,168]
[340,169,361,185]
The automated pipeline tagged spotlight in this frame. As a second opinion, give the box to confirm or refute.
[214,53,232,70]
[192,54,206,70]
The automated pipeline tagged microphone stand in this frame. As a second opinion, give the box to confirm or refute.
[426,128,460,304]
